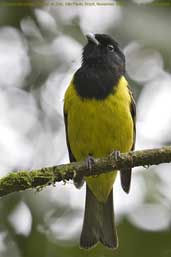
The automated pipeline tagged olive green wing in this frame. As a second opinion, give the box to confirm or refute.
[64,111,84,188]
[120,88,136,193]
[64,112,76,162]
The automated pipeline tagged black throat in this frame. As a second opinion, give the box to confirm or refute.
[73,63,121,100]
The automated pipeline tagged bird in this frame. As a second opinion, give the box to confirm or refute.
[63,33,136,249]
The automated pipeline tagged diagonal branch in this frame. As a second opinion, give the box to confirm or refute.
[0,146,171,198]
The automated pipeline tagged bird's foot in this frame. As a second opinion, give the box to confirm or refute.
[110,150,121,161]
[85,154,95,171]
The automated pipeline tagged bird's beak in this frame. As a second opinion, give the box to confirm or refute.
[86,33,100,46]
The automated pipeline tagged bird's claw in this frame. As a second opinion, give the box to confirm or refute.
[110,150,121,161]
[85,154,95,171]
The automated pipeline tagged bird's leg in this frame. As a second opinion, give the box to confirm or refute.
[85,153,95,171]
[110,150,121,161]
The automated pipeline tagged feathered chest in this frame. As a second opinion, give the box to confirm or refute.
[64,76,134,160]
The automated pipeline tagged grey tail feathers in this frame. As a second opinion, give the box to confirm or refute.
[80,185,118,249]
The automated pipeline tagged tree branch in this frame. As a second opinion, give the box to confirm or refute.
[0,146,171,197]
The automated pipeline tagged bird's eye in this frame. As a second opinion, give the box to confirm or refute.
[107,44,114,51]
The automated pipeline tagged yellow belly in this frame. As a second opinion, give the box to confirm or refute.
[64,76,134,202]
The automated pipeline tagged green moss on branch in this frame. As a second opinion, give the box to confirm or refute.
[0,146,171,197]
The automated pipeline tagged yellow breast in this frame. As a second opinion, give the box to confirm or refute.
[64,76,134,202]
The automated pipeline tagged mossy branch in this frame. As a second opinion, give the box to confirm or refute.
[0,146,171,197]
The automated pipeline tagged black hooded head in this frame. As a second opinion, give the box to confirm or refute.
[74,33,125,99]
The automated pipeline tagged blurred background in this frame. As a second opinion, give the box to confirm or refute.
[0,0,171,256]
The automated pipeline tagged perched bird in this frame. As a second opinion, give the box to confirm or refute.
[64,33,136,249]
